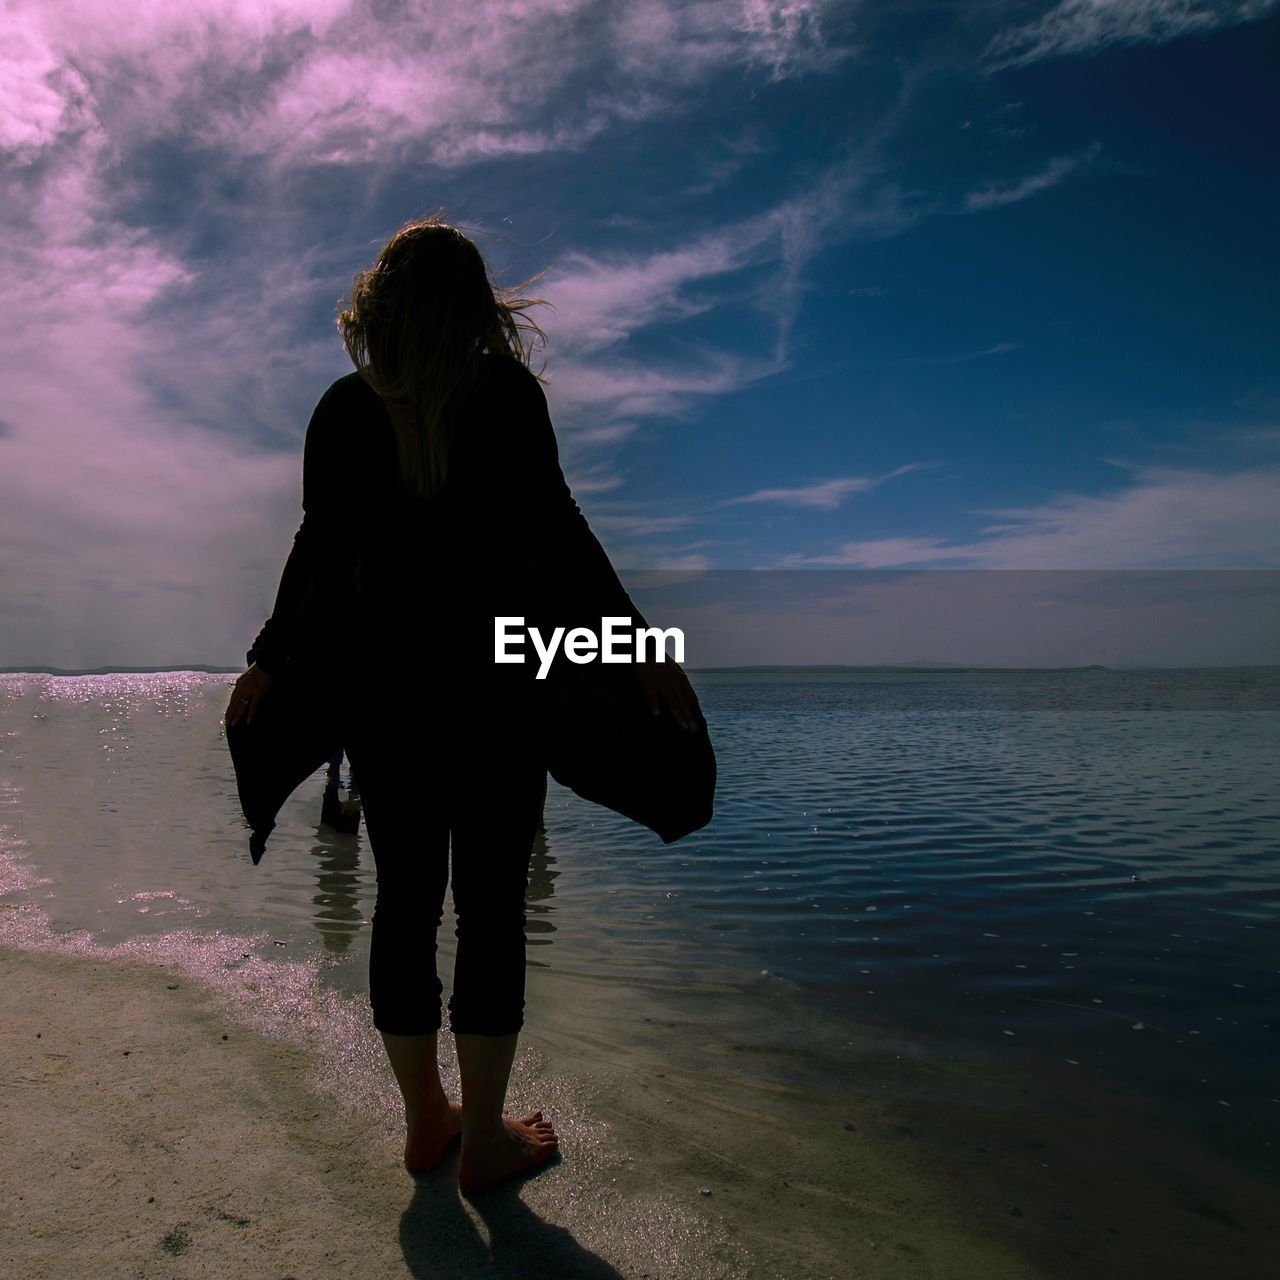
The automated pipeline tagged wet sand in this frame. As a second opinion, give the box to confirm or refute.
[527,963,1280,1280]
[2,911,1277,1279]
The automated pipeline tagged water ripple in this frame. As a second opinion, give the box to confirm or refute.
[2,668,1278,1145]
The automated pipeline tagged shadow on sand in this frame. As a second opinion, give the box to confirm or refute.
[399,1154,624,1279]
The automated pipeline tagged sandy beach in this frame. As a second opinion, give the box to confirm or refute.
[2,925,753,1280]
[0,920,987,1280]
[5,904,1279,1280]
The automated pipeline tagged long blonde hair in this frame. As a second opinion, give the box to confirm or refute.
[338,216,548,498]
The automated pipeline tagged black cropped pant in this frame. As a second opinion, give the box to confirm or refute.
[343,689,547,1038]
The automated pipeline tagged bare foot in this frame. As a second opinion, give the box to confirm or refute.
[404,1101,463,1173]
[458,1110,559,1194]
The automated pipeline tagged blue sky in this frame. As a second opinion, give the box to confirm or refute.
[1,0,1278,667]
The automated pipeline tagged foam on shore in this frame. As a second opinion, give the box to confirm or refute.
[0,888,1034,1280]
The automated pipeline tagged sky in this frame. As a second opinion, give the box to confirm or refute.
[2,0,1278,669]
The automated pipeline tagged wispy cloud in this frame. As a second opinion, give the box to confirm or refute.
[936,341,1022,363]
[963,146,1100,212]
[549,350,780,442]
[649,553,714,570]
[588,512,698,538]
[542,158,916,434]
[781,535,976,568]
[781,465,1280,568]
[0,0,860,665]
[535,165,918,544]
[5,0,1266,668]
[2,1,850,170]
[545,237,755,357]
[740,0,854,79]
[721,466,919,510]
[890,341,1023,366]
[986,0,1280,70]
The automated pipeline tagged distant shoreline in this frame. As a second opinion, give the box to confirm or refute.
[689,663,1118,674]
[4,662,1278,677]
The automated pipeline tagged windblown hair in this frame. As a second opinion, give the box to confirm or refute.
[338,216,548,498]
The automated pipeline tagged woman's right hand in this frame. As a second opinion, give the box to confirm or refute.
[632,658,702,733]
[225,663,273,727]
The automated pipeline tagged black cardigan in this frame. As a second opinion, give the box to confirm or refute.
[230,355,714,856]
[248,354,648,682]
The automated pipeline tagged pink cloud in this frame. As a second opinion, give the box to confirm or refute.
[4,1,847,169]
[0,0,859,663]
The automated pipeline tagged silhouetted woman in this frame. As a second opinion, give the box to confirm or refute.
[225,218,697,1193]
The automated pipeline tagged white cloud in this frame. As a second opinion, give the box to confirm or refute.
[550,353,775,428]
[987,0,1280,69]
[588,512,698,538]
[721,466,918,509]
[545,238,749,356]
[520,159,917,565]
[541,158,905,437]
[963,146,1099,212]
[891,341,1023,366]
[782,465,1280,568]
[934,341,1022,363]
[782,535,977,568]
[650,553,713,570]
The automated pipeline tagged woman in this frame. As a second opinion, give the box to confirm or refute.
[225,218,698,1193]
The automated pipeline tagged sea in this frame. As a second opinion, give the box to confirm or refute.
[2,666,1277,1275]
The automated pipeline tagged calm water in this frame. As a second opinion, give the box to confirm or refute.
[2,667,1278,1174]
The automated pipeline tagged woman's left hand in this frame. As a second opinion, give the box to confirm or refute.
[633,659,702,732]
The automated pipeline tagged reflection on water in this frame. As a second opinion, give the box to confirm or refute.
[0,674,572,964]
[300,777,560,958]
[319,776,363,836]
[309,778,365,954]
[526,824,559,950]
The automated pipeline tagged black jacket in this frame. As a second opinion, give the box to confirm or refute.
[247,355,646,676]
[228,356,714,859]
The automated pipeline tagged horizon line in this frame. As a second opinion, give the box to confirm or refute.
[3,662,1279,677]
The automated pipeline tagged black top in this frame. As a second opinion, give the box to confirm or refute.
[248,354,648,682]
